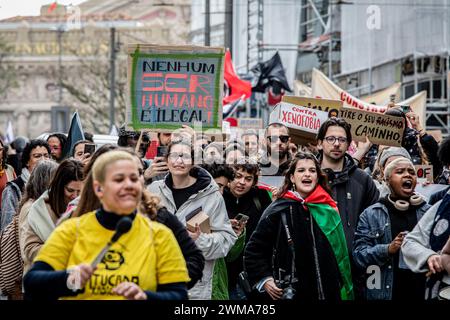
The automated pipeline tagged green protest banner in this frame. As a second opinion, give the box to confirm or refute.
[127,44,224,132]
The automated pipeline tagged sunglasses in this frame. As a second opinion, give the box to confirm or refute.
[268,135,289,143]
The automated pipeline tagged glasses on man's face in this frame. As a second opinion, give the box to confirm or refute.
[268,135,289,144]
[324,136,348,145]
[168,152,192,162]
[32,153,50,160]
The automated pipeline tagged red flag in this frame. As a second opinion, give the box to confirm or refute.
[48,2,58,13]
[223,50,251,105]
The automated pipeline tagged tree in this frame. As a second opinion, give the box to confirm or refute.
[0,37,18,98]
[60,46,127,134]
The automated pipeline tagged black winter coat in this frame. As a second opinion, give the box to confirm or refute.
[156,207,205,289]
[223,187,272,288]
[322,154,379,252]
[244,199,342,301]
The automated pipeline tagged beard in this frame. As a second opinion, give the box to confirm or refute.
[269,148,289,161]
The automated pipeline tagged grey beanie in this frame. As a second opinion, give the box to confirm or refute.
[379,147,412,168]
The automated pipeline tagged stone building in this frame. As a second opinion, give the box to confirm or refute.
[0,0,190,138]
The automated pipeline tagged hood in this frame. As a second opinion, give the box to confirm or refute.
[162,166,219,200]
[322,153,357,185]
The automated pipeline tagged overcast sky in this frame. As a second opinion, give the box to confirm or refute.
[0,0,86,20]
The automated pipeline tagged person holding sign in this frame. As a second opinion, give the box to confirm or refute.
[24,151,190,300]
[148,140,237,300]
[353,158,430,300]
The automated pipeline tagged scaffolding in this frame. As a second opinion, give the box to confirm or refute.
[246,0,264,72]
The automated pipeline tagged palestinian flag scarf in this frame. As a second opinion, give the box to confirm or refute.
[282,185,354,300]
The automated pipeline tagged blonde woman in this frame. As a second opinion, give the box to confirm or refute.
[23,151,190,300]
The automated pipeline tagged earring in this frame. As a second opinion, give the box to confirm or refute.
[292,183,296,192]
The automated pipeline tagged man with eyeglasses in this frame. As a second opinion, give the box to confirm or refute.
[317,117,379,299]
[259,123,291,176]
[1,139,51,231]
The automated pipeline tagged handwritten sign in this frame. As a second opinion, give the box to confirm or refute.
[282,95,343,116]
[269,101,330,145]
[238,118,263,129]
[127,44,224,132]
[415,165,433,183]
[339,107,405,147]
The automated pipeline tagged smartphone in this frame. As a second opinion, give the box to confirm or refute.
[84,143,95,155]
[235,213,249,225]
[157,146,168,158]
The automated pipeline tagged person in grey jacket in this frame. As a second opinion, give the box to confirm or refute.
[353,158,430,300]
[401,188,450,299]
[1,140,51,231]
[148,140,237,300]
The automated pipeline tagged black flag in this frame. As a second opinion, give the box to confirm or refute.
[250,51,292,94]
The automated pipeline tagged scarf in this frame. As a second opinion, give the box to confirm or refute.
[282,185,354,300]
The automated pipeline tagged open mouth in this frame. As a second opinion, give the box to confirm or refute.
[401,180,413,191]
[301,179,313,186]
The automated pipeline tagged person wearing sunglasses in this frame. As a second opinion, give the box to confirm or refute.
[148,139,237,300]
[316,117,379,299]
[260,123,291,176]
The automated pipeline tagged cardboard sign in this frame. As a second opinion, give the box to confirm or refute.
[269,101,330,145]
[339,107,405,147]
[415,165,433,183]
[237,118,263,129]
[282,95,343,116]
[127,44,225,132]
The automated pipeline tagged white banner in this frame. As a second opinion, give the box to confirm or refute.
[311,68,427,128]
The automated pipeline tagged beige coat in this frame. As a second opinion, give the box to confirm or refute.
[20,192,58,275]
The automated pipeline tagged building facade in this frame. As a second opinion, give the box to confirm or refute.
[0,0,191,139]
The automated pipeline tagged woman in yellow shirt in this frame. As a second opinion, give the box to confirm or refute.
[23,150,190,300]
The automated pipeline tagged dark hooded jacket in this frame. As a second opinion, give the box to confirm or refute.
[223,187,272,289]
[322,154,379,252]
[244,198,342,301]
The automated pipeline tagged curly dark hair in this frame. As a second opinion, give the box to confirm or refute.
[231,162,260,185]
[21,139,51,170]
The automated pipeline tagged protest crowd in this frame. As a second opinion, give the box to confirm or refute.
[1,101,450,302]
[0,41,450,302]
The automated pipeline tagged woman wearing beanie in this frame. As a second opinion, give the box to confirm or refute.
[353,158,430,300]
[372,146,412,198]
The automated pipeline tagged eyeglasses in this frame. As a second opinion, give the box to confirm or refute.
[32,153,50,159]
[168,152,192,162]
[267,135,289,143]
[324,136,348,145]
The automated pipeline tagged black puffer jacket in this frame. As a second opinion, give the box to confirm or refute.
[156,207,205,289]
[223,187,272,289]
[244,199,342,301]
[322,153,379,252]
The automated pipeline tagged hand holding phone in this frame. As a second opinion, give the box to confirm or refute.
[84,143,95,156]
[235,213,249,225]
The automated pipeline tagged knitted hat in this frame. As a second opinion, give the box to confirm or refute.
[384,157,415,180]
[379,147,412,168]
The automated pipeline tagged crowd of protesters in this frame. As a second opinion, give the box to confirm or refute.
[1,104,450,301]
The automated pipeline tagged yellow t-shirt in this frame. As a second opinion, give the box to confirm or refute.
[34,211,190,300]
